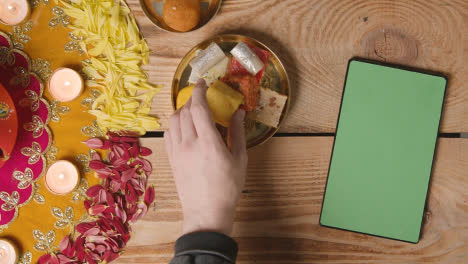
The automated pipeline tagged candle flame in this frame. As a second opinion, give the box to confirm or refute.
[7,5,16,12]
[58,173,65,180]
[64,81,71,86]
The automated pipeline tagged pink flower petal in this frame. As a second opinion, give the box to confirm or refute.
[89,204,108,216]
[57,254,76,264]
[83,138,104,149]
[122,168,136,183]
[84,227,100,236]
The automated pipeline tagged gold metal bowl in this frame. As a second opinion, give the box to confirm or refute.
[171,34,291,148]
[140,0,222,33]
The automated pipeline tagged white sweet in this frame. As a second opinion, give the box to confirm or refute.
[189,51,229,85]
[230,42,265,75]
[189,43,226,77]
[202,57,229,86]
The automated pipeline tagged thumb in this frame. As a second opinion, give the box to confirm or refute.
[228,109,247,160]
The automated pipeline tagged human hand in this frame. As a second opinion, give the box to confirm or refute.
[164,79,248,236]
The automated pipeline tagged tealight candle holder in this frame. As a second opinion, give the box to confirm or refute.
[48,68,84,102]
[0,239,18,264]
[0,0,31,26]
[45,160,80,195]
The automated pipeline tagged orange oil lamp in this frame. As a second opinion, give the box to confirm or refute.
[0,83,18,168]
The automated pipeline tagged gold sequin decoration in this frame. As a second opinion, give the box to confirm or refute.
[49,7,70,28]
[12,167,34,189]
[18,251,33,264]
[71,178,89,203]
[51,206,75,232]
[81,89,101,109]
[10,66,30,88]
[50,100,70,122]
[33,229,57,253]
[75,150,96,174]
[21,142,42,165]
[0,191,20,211]
[0,46,15,66]
[19,90,40,112]
[24,115,45,138]
[81,120,104,138]
[31,58,53,81]
[33,183,46,204]
[45,142,58,166]
[8,21,33,50]
[64,32,84,54]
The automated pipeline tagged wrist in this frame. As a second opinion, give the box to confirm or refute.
[183,209,235,236]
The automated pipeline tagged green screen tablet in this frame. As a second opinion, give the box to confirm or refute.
[320,58,447,243]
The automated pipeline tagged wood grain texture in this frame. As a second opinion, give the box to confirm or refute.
[114,137,468,264]
[128,0,468,133]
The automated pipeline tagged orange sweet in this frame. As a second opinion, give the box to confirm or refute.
[162,0,201,32]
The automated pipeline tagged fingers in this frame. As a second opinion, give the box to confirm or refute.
[190,79,218,138]
[169,110,182,144]
[179,98,198,142]
[164,131,173,163]
[229,109,247,161]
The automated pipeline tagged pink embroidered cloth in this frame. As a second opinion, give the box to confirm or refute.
[0,31,51,228]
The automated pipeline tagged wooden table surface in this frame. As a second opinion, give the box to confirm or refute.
[118,0,468,263]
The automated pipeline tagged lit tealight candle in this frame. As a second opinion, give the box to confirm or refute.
[48,68,84,102]
[0,0,31,26]
[0,239,17,264]
[45,160,80,195]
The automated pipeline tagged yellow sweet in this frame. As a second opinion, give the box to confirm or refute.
[177,81,244,127]
[176,85,194,109]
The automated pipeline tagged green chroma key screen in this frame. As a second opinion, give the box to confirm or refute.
[320,58,447,243]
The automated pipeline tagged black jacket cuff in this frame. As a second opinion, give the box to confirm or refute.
[174,232,238,263]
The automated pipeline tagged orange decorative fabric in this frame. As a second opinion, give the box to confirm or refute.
[0,3,100,263]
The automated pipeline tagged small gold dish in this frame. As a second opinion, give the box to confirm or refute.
[140,0,222,33]
[171,34,291,148]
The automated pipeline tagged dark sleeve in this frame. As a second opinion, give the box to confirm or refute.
[169,232,238,264]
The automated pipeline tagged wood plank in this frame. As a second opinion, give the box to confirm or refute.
[127,0,468,133]
[114,137,468,264]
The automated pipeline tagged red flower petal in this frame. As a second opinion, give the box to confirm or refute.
[125,183,137,205]
[129,143,139,158]
[83,138,104,149]
[140,147,152,156]
[103,251,120,262]
[38,254,53,264]
[86,185,103,198]
[59,235,76,258]
[89,160,107,170]
[76,222,95,234]
[144,186,155,206]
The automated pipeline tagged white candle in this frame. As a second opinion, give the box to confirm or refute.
[0,0,30,26]
[48,68,84,102]
[0,239,17,264]
[45,160,79,195]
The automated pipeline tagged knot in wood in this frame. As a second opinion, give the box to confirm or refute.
[360,28,419,64]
